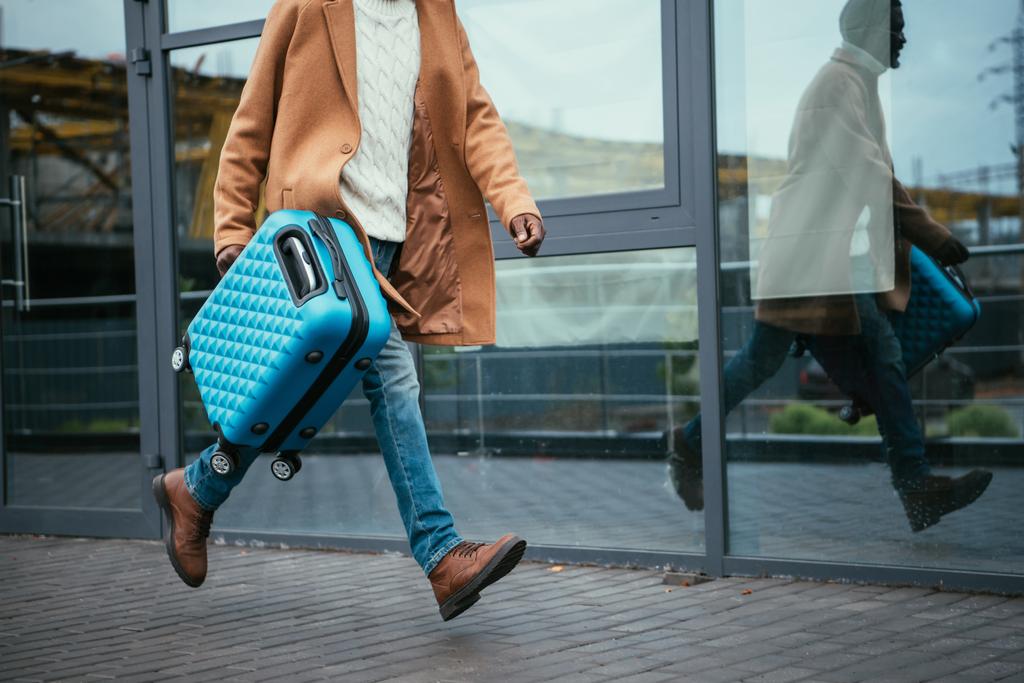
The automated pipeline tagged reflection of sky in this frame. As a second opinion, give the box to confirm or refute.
[165,0,275,33]
[0,0,125,58]
[167,0,664,144]
[173,0,664,144]
[458,0,663,143]
[716,0,1021,190]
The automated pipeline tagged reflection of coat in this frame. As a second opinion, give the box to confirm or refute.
[754,48,950,336]
[213,0,539,346]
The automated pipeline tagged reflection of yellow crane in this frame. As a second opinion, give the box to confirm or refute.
[717,155,1022,227]
[4,48,1021,244]
[0,48,255,239]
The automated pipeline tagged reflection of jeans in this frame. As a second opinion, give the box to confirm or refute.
[184,238,463,575]
[682,294,931,490]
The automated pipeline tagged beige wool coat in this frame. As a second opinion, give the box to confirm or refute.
[755,48,951,336]
[213,0,539,346]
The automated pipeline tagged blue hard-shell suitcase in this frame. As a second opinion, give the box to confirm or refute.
[833,245,981,424]
[170,210,392,481]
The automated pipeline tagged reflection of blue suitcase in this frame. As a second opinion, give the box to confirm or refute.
[835,246,981,424]
[892,246,981,375]
[171,210,391,481]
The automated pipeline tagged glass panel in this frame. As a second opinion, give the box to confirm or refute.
[170,39,260,296]
[0,0,141,509]
[165,0,275,34]
[420,248,703,552]
[715,0,1024,573]
[460,0,665,200]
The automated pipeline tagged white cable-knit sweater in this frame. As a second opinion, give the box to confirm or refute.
[340,0,420,244]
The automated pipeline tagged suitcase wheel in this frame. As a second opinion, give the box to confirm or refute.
[838,405,861,426]
[210,450,238,476]
[171,346,190,374]
[271,453,302,482]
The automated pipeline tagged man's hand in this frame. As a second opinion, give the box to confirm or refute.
[509,213,545,257]
[934,236,969,267]
[216,245,244,277]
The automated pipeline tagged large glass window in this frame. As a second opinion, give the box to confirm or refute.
[460,0,665,201]
[715,0,1024,574]
[420,248,702,552]
[0,0,143,509]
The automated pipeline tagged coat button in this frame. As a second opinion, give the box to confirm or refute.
[341,143,353,154]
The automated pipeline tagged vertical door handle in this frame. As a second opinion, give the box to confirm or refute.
[0,175,29,312]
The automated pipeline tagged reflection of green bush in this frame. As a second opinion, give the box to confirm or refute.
[421,347,458,391]
[57,417,138,434]
[947,406,1020,438]
[769,403,878,437]
[423,357,457,391]
[656,341,699,396]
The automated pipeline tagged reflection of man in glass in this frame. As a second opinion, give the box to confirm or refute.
[669,0,991,531]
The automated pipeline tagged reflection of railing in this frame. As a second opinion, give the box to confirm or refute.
[6,246,1023,448]
[421,348,699,443]
[2,295,139,435]
[720,241,1024,272]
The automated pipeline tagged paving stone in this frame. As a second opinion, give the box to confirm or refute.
[1,536,1022,683]
[742,667,818,683]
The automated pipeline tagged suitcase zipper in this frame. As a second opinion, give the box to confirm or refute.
[261,214,371,453]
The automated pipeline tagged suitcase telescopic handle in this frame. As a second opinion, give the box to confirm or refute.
[280,236,318,298]
[309,215,349,300]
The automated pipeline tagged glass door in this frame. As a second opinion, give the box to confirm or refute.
[0,0,160,537]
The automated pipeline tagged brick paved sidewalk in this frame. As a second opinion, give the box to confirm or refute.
[2,536,1023,683]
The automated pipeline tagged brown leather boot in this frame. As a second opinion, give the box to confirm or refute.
[429,535,527,621]
[151,469,213,587]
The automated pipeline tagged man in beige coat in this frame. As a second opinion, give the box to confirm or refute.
[152,0,545,621]
[668,0,991,532]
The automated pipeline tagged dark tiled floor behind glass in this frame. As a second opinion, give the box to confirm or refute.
[10,452,1021,573]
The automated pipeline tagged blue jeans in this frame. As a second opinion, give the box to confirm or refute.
[184,238,463,575]
[682,294,931,490]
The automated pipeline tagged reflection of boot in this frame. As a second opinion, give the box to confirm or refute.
[898,470,993,533]
[666,429,703,511]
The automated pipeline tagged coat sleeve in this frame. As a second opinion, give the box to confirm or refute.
[892,178,951,253]
[456,15,540,228]
[212,0,299,257]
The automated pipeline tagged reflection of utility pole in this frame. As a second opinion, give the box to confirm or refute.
[980,0,1024,244]
[978,165,993,283]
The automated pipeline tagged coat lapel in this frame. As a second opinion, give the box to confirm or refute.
[323,0,359,113]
